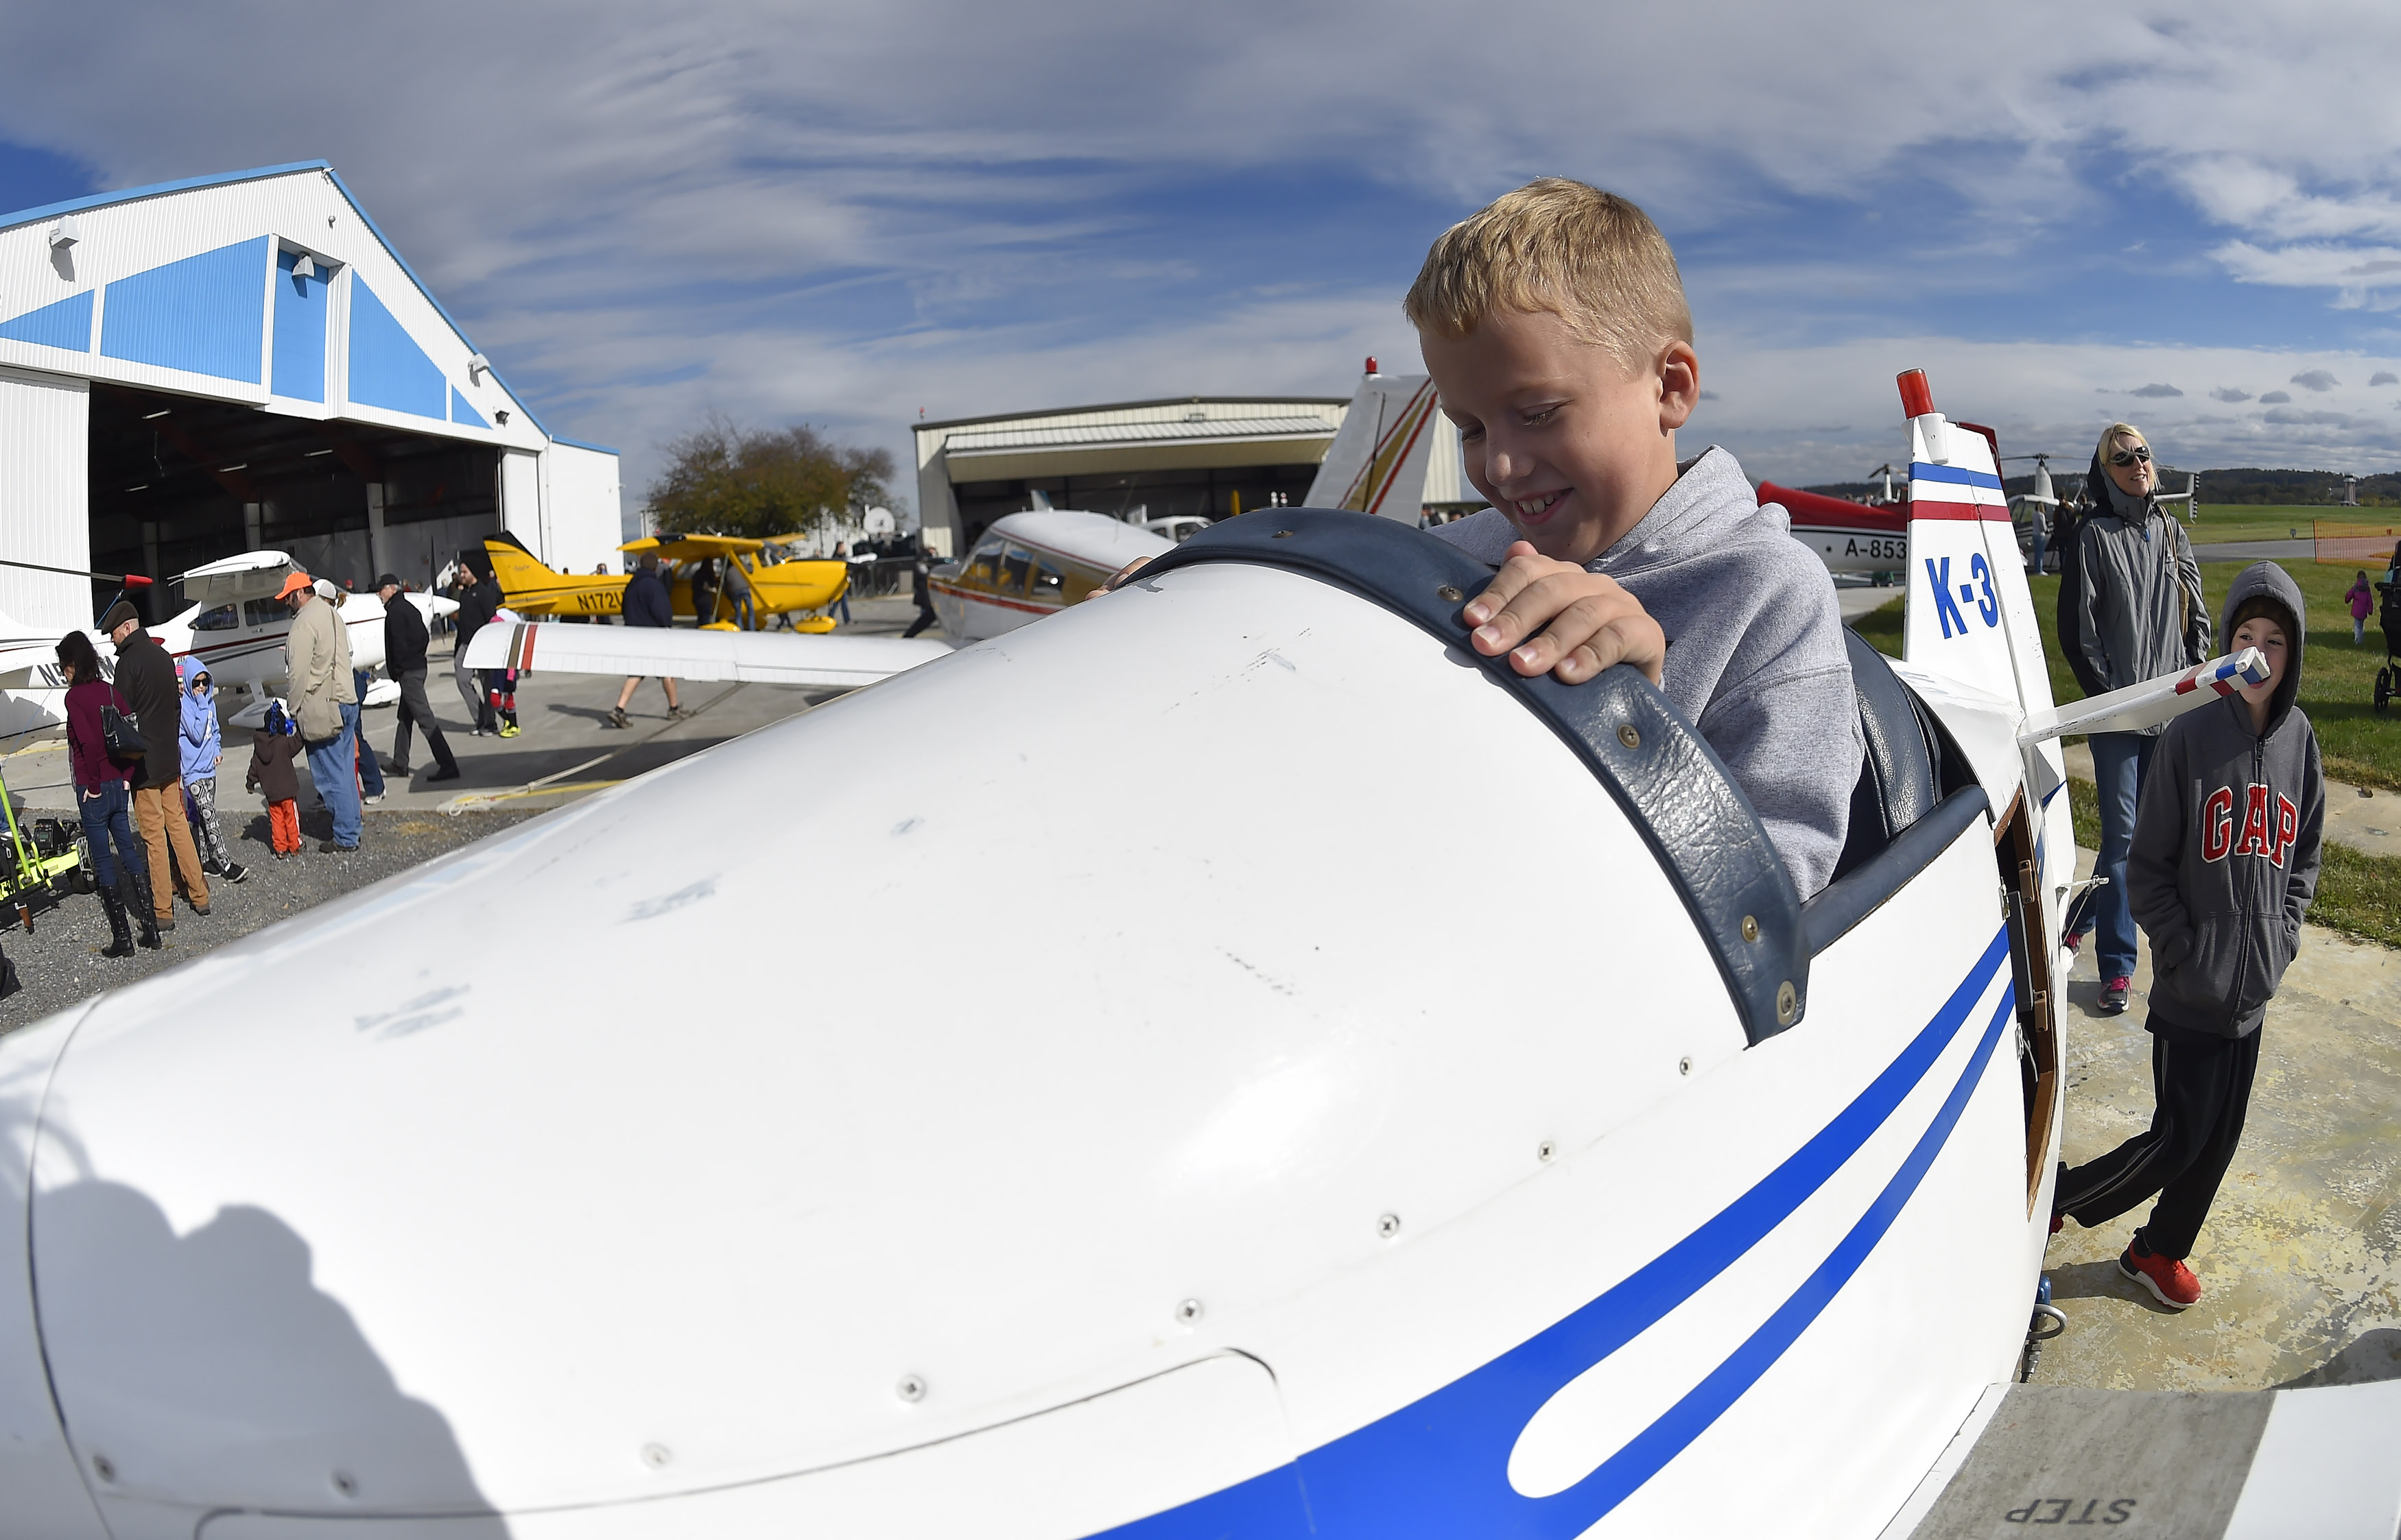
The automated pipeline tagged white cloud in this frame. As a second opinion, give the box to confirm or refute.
[8,1,2401,499]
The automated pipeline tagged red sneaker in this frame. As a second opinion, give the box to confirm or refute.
[2119,1244,2201,1310]
[2100,976,2132,1015]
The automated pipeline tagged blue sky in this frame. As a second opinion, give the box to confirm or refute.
[7,1,2401,508]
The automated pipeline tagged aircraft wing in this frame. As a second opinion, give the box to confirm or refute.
[622,533,766,560]
[2017,648,2269,744]
[462,621,951,689]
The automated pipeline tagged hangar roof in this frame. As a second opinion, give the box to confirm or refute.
[0,159,613,455]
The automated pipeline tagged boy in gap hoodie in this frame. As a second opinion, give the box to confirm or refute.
[178,659,247,885]
[2053,562,2323,1310]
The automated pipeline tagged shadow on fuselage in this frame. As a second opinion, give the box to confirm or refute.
[27,1169,507,1532]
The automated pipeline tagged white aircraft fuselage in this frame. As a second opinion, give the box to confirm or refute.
[0,374,2203,1538]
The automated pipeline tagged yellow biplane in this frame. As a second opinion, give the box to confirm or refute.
[481,532,851,631]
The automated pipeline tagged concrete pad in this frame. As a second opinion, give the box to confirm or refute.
[2038,846,2401,1393]
[1,596,938,822]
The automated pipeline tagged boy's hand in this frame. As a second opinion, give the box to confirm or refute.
[1463,542,1665,686]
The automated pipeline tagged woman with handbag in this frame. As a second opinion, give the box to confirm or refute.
[57,630,161,956]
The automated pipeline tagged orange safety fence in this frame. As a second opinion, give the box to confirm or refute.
[2314,521,2401,565]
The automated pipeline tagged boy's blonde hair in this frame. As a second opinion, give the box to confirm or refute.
[1404,178,1691,372]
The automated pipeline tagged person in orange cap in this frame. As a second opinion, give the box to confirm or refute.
[279,570,362,853]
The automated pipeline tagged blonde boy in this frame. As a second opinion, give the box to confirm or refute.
[1412,179,1860,894]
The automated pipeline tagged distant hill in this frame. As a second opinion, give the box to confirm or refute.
[2185,469,2401,506]
[1799,466,2398,508]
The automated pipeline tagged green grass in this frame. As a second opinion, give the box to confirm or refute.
[2188,505,2401,548]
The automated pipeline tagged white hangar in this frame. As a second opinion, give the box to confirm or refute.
[0,160,619,644]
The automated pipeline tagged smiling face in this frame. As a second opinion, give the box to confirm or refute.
[2103,430,2155,499]
[1419,306,1698,567]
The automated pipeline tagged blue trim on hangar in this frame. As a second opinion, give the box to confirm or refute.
[451,385,488,429]
[0,289,93,351]
[271,247,329,403]
[0,158,564,444]
[99,237,269,383]
[350,276,449,420]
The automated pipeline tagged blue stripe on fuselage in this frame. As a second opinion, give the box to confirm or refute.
[1096,929,2013,1538]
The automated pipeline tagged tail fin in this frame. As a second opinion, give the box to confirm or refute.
[1896,370,2054,719]
[481,533,563,603]
[1305,365,1443,521]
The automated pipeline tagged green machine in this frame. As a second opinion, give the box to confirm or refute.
[1,768,92,930]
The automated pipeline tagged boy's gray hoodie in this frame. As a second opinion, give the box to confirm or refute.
[1433,447,1862,896]
[2128,562,2323,1039]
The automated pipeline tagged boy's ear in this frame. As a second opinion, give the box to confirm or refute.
[1656,340,1701,434]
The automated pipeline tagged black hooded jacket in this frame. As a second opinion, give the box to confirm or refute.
[2128,562,2323,1039]
[383,591,430,676]
[113,627,184,790]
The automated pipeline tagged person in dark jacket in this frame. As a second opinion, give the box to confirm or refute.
[903,556,938,638]
[246,699,307,857]
[56,629,158,956]
[377,576,460,783]
[2057,423,2208,1013]
[607,553,687,728]
[103,600,209,929]
[2053,562,2322,1310]
[452,562,500,735]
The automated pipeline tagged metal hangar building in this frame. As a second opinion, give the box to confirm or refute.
[0,160,620,643]
[912,390,1465,556]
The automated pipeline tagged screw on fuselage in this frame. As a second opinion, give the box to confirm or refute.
[1176,1298,1204,1324]
[896,1373,927,1403]
[1537,1139,1557,1162]
[1377,1213,1401,1239]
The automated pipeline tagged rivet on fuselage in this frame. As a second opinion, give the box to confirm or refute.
[1679,1056,1693,1076]
[642,1444,673,1468]
[1176,1298,1204,1324]
[896,1374,928,1403]
[332,1470,359,1497]
[1437,584,1463,602]
[1272,530,1297,538]
[1377,1213,1401,1239]
[1537,1139,1557,1162]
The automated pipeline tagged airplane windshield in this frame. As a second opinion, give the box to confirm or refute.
[965,536,1004,585]
[193,604,239,632]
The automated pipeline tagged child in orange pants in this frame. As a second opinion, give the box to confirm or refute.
[246,699,307,859]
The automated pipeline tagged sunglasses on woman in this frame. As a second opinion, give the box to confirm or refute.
[2108,445,2152,467]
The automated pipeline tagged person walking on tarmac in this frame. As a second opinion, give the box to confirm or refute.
[279,571,362,854]
[453,559,501,735]
[903,554,938,638]
[57,629,159,956]
[607,551,689,729]
[377,575,461,783]
[2059,423,2208,1015]
[104,600,210,931]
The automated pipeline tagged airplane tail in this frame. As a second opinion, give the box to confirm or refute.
[1305,364,1443,522]
[481,532,563,602]
[1895,370,2053,720]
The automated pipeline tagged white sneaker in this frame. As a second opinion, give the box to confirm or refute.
[363,794,384,805]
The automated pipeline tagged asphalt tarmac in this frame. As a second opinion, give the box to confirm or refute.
[0,595,930,1028]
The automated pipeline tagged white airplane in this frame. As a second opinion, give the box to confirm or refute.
[6,368,2395,1540]
[0,552,456,731]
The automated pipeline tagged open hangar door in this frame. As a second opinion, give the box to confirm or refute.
[89,382,499,622]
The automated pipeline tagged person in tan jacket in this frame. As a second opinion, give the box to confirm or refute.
[278,571,362,853]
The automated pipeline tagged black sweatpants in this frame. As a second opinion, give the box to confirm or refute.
[2056,1016,2260,1261]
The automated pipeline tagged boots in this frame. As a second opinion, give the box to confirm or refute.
[97,883,137,958]
[123,875,163,950]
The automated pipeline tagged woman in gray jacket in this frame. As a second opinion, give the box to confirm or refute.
[2061,422,2209,1013]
